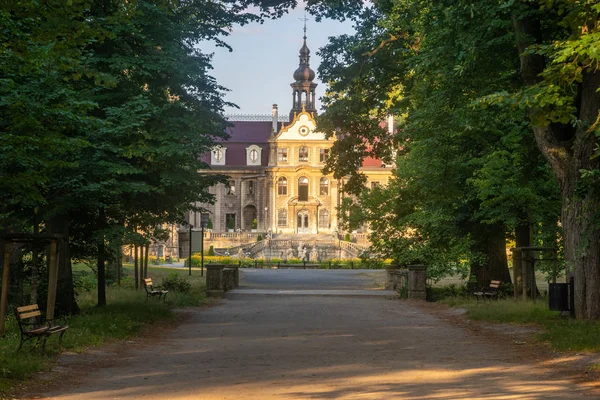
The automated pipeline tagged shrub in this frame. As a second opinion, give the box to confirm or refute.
[206,219,213,230]
[257,234,263,241]
[74,271,97,292]
[160,272,192,293]
[344,233,352,242]
[252,218,258,229]
[426,284,469,302]
[120,276,136,290]
[208,245,215,256]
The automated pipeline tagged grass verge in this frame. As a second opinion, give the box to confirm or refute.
[441,297,600,352]
[0,265,205,396]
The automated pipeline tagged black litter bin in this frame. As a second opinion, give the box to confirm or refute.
[549,283,570,311]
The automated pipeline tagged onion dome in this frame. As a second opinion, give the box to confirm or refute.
[293,38,315,82]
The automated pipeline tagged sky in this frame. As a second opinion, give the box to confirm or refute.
[201,6,354,116]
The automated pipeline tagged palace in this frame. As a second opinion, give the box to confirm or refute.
[176,32,393,256]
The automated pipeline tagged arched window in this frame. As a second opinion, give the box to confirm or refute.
[278,209,288,227]
[320,178,329,196]
[318,209,329,228]
[298,177,309,201]
[298,146,309,163]
[278,177,287,195]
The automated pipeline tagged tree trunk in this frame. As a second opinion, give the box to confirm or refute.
[30,218,39,305]
[117,245,122,287]
[97,208,106,306]
[513,14,600,318]
[46,216,79,315]
[514,223,539,298]
[470,222,512,288]
[139,244,144,288]
[144,244,149,279]
[134,245,139,290]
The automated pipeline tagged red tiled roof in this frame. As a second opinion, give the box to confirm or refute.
[362,156,385,167]
[217,121,272,143]
[204,121,271,166]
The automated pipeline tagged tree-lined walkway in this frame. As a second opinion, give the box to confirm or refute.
[40,290,595,398]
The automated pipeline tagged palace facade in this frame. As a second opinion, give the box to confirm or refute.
[180,33,393,254]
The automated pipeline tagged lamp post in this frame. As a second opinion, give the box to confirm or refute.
[188,223,193,276]
[200,220,207,277]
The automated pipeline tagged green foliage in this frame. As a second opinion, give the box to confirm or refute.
[74,271,98,293]
[426,284,470,302]
[252,219,258,229]
[315,0,562,284]
[160,272,192,293]
[208,245,215,256]
[206,219,213,230]
[343,233,351,242]
[257,234,263,242]
[0,0,297,310]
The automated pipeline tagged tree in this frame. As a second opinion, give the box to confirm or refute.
[313,1,562,289]
[0,0,297,310]
[506,2,600,318]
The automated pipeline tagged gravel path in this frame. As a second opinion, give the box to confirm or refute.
[33,270,598,399]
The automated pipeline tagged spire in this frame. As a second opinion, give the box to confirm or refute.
[290,15,317,121]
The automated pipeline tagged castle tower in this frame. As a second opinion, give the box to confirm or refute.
[289,21,318,121]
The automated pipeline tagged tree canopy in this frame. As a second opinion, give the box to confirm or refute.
[310,0,598,318]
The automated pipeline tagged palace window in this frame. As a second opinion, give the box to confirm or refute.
[298,146,309,163]
[225,213,236,230]
[278,177,287,195]
[319,148,329,163]
[320,178,329,196]
[246,145,262,166]
[277,148,288,162]
[318,209,329,228]
[226,180,235,195]
[278,209,288,227]
[298,177,309,201]
[200,213,210,227]
[211,146,226,166]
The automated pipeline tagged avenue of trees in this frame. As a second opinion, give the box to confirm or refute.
[0,0,290,314]
[304,0,599,319]
[1,1,598,320]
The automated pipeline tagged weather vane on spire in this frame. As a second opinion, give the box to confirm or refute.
[299,11,308,40]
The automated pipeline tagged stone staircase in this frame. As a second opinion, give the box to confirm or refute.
[215,234,369,260]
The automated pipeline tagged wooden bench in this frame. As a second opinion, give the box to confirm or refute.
[473,280,502,303]
[14,304,68,354]
[143,278,168,301]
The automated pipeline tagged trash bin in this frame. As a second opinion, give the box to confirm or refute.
[549,283,570,311]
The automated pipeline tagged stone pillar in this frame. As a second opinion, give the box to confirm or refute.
[206,264,225,297]
[407,264,427,300]
[385,265,405,291]
[231,266,240,288]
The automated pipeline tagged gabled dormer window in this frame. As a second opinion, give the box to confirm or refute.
[246,145,262,166]
[211,146,226,166]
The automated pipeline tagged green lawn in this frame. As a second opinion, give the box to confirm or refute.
[441,297,600,353]
[0,264,206,397]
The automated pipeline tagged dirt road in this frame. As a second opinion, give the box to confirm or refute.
[37,292,597,399]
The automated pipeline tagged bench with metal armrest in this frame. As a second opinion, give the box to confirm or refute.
[143,278,168,301]
[14,304,68,354]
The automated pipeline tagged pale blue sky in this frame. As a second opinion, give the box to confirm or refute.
[202,6,354,116]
